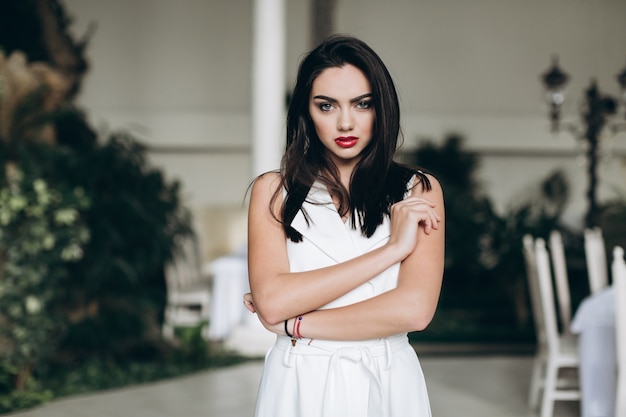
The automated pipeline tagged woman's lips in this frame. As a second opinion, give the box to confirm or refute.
[335,136,358,148]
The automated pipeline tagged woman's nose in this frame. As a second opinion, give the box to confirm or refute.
[337,110,354,131]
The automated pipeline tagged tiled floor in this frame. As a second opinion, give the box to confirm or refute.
[6,355,579,417]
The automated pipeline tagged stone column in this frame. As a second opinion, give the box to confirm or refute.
[251,0,286,177]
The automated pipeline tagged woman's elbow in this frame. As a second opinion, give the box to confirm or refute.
[253,297,285,325]
[410,315,434,332]
[402,304,437,332]
[253,307,277,326]
[248,283,285,324]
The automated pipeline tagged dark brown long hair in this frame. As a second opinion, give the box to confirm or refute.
[273,35,431,242]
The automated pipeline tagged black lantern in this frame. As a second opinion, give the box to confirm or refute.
[540,56,626,228]
[541,56,570,132]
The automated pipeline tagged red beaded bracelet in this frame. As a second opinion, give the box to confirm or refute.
[290,315,303,346]
[295,315,303,339]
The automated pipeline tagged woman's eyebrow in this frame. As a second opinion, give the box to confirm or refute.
[312,93,373,103]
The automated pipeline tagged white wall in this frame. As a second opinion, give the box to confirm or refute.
[64,0,311,209]
[63,0,254,209]
[63,0,626,227]
[336,0,626,226]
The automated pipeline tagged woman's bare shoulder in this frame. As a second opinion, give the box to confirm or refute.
[411,172,443,199]
[251,171,282,197]
[249,171,284,216]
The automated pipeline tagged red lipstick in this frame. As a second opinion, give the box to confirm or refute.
[335,136,358,148]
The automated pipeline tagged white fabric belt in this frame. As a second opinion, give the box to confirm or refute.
[273,334,409,417]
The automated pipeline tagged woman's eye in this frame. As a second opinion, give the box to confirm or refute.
[319,103,333,111]
[357,100,372,109]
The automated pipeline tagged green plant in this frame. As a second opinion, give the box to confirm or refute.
[1,40,192,415]
[485,170,571,329]
[405,134,573,343]
[173,323,212,365]
[52,129,194,363]
[600,191,626,252]
[0,4,211,412]
[0,160,90,390]
[0,41,92,410]
[40,344,248,401]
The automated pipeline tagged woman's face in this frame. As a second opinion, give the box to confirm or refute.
[308,64,375,170]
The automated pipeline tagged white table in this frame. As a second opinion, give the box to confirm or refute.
[206,246,274,356]
[206,247,250,341]
[571,286,616,417]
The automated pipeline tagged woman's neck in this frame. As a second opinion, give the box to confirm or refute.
[337,163,357,191]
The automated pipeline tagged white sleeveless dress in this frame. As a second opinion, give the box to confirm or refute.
[253,179,432,417]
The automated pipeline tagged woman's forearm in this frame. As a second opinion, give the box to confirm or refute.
[249,242,406,325]
[285,284,440,341]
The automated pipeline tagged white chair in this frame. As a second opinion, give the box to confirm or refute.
[523,234,548,410]
[526,236,580,417]
[549,230,572,333]
[612,246,626,417]
[162,235,212,340]
[584,227,609,294]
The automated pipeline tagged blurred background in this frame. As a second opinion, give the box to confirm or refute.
[1,0,625,413]
[64,0,626,221]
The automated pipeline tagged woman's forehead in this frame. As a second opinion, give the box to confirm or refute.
[311,64,371,98]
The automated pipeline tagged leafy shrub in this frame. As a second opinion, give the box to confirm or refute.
[0,159,90,390]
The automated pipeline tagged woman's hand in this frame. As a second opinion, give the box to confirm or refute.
[243,292,256,313]
[387,196,440,259]
[243,293,286,335]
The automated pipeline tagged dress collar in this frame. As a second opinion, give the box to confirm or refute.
[289,182,391,263]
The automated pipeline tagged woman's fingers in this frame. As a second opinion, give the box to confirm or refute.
[391,197,441,233]
[386,196,441,258]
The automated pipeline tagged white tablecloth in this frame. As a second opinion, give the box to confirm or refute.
[206,246,275,356]
[207,247,250,341]
[571,286,616,417]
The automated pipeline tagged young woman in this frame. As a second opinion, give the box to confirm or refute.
[244,35,445,417]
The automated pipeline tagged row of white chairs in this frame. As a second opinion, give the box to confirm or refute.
[613,246,626,417]
[524,228,625,417]
[161,233,251,344]
[162,234,212,340]
[523,234,580,417]
[538,227,608,339]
